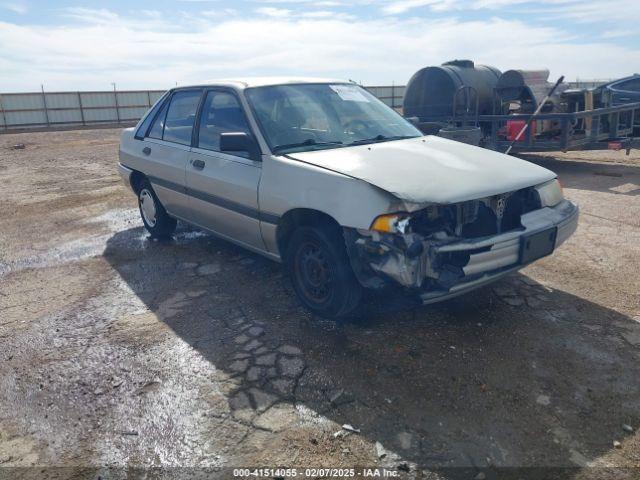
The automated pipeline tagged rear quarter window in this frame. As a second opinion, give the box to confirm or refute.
[148,100,170,140]
[135,92,169,140]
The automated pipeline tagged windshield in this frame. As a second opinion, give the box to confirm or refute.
[245,83,422,154]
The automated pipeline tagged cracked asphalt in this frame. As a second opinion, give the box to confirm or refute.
[1,128,639,479]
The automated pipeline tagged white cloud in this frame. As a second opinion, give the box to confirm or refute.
[470,0,530,8]
[300,10,354,19]
[600,29,635,40]
[202,7,239,17]
[1,1,27,14]
[255,6,353,20]
[543,0,640,24]
[0,9,638,92]
[382,0,454,14]
[466,0,640,26]
[301,10,334,17]
[254,0,344,3]
[256,6,292,17]
[63,7,120,24]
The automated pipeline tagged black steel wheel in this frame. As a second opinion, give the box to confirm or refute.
[286,225,362,319]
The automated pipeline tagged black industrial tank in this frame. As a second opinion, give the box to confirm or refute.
[403,60,502,121]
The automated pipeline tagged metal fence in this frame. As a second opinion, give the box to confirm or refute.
[364,84,406,109]
[0,85,406,132]
[0,89,166,132]
[568,79,611,89]
[1,80,613,132]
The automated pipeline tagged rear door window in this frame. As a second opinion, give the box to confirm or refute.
[161,90,203,146]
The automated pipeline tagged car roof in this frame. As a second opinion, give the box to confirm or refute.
[178,77,352,89]
[595,73,640,92]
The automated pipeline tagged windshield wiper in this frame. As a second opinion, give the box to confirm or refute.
[272,138,343,154]
[349,134,417,146]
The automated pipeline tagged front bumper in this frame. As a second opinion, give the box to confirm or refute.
[352,200,579,304]
[423,200,578,303]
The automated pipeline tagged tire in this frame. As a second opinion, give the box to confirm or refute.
[285,225,363,319]
[137,179,177,238]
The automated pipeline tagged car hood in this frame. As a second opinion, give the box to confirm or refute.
[286,136,556,205]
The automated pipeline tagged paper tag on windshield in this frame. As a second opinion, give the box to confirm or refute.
[330,85,369,102]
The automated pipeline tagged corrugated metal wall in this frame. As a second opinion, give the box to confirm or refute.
[365,85,406,110]
[0,87,404,132]
[0,90,166,131]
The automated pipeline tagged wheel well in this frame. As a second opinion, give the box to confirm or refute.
[129,170,146,194]
[276,209,342,258]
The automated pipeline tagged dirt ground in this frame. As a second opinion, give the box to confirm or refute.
[0,128,639,480]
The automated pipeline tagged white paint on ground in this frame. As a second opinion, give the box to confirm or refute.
[609,183,640,194]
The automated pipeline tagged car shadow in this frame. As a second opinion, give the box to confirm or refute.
[103,225,640,478]
[519,154,640,197]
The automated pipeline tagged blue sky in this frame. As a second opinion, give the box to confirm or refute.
[0,0,638,92]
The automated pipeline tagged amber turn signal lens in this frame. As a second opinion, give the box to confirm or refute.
[370,214,406,233]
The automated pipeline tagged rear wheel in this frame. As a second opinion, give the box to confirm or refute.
[138,179,177,238]
[286,225,362,319]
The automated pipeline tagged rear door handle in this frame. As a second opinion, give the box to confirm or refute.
[142,146,151,155]
[192,159,205,169]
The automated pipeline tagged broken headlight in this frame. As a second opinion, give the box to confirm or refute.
[535,179,564,207]
[369,213,411,234]
[371,206,451,237]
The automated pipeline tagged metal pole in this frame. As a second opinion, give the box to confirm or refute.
[391,82,395,109]
[41,84,51,128]
[504,75,565,155]
[610,111,620,137]
[112,83,120,124]
[77,91,85,126]
[560,117,570,152]
[147,90,152,108]
[0,94,7,132]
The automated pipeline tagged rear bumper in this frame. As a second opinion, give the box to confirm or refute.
[420,200,579,304]
[118,163,134,191]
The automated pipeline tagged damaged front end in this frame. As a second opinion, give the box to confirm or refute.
[345,180,579,303]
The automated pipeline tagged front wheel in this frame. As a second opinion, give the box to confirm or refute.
[138,179,177,238]
[286,226,362,319]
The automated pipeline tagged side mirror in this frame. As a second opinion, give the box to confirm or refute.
[405,116,420,126]
[219,132,261,161]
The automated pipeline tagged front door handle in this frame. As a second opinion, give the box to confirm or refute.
[192,159,206,170]
[142,146,151,155]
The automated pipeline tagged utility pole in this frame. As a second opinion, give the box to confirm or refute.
[0,94,7,132]
[391,81,395,109]
[41,84,50,128]
[112,82,120,124]
[77,91,85,126]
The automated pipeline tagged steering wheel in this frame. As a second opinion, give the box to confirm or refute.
[260,116,293,144]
